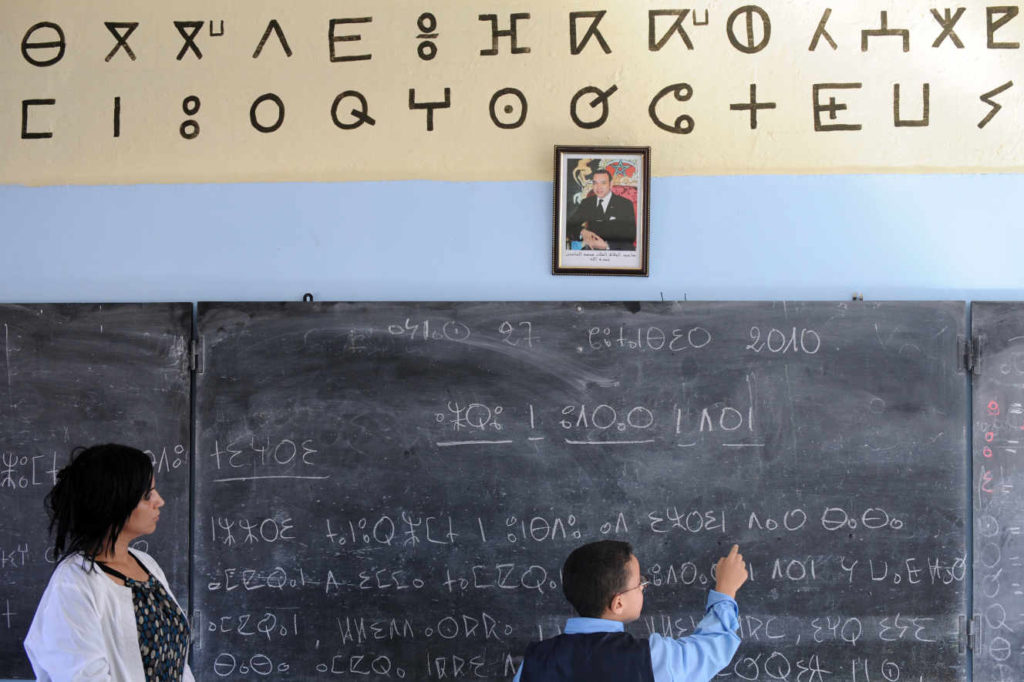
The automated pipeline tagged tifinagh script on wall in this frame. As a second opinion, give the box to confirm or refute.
[2,0,1023,185]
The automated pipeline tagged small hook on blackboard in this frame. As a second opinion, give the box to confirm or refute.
[851,293,864,302]
[660,291,664,302]
[303,293,315,303]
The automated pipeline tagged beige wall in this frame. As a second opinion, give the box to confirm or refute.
[2,1,1022,185]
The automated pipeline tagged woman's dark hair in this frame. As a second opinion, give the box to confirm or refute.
[562,540,632,618]
[45,443,154,563]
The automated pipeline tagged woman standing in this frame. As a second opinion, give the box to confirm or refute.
[24,444,194,681]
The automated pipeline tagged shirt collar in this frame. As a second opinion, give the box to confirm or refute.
[564,617,625,634]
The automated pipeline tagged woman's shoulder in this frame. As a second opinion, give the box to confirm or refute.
[51,552,96,579]
[44,553,105,598]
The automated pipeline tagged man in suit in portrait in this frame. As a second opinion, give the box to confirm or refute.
[566,169,637,251]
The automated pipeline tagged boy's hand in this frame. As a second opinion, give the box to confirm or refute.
[715,544,748,599]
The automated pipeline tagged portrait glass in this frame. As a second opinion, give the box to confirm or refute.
[552,146,650,276]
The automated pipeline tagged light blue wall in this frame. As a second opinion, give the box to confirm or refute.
[2,174,1021,304]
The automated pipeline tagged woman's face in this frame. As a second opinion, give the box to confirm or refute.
[122,477,164,539]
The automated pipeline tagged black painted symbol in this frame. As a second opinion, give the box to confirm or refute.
[648,83,694,134]
[417,13,439,61]
[931,8,965,48]
[331,91,376,129]
[489,88,527,129]
[812,83,862,132]
[570,11,611,55]
[21,99,55,139]
[175,21,204,60]
[253,19,293,58]
[329,17,373,62]
[979,80,1013,128]
[730,84,776,129]
[180,95,200,139]
[893,83,929,127]
[21,22,66,67]
[113,96,121,138]
[478,13,531,55]
[209,20,225,38]
[250,93,285,133]
[808,9,837,51]
[104,22,139,62]
[693,9,709,26]
[649,10,693,51]
[987,7,1020,49]
[409,88,452,131]
[570,85,618,129]
[726,5,771,54]
[861,11,910,52]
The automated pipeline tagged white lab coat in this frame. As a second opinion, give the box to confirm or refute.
[24,549,195,682]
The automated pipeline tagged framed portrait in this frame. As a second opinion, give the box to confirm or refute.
[552,145,651,276]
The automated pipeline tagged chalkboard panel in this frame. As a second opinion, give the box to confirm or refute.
[192,301,968,681]
[0,304,192,679]
[972,303,1024,682]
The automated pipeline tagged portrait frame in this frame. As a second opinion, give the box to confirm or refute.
[552,145,651,277]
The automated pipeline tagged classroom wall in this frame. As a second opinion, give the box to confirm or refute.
[0,174,1017,682]
[3,0,1020,674]
[1,173,1022,304]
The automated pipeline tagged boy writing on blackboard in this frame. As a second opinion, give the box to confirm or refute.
[513,541,747,682]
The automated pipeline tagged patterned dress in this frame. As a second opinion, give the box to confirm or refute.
[96,556,189,682]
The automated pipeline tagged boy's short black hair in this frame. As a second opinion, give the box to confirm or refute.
[561,540,633,618]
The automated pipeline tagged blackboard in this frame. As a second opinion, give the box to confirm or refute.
[0,303,192,680]
[972,303,1024,682]
[192,301,968,681]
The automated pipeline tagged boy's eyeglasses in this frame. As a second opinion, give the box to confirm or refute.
[614,575,651,598]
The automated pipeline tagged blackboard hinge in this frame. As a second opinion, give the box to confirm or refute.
[958,335,980,374]
[189,338,203,374]
[959,614,978,652]
[963,614,978,652]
